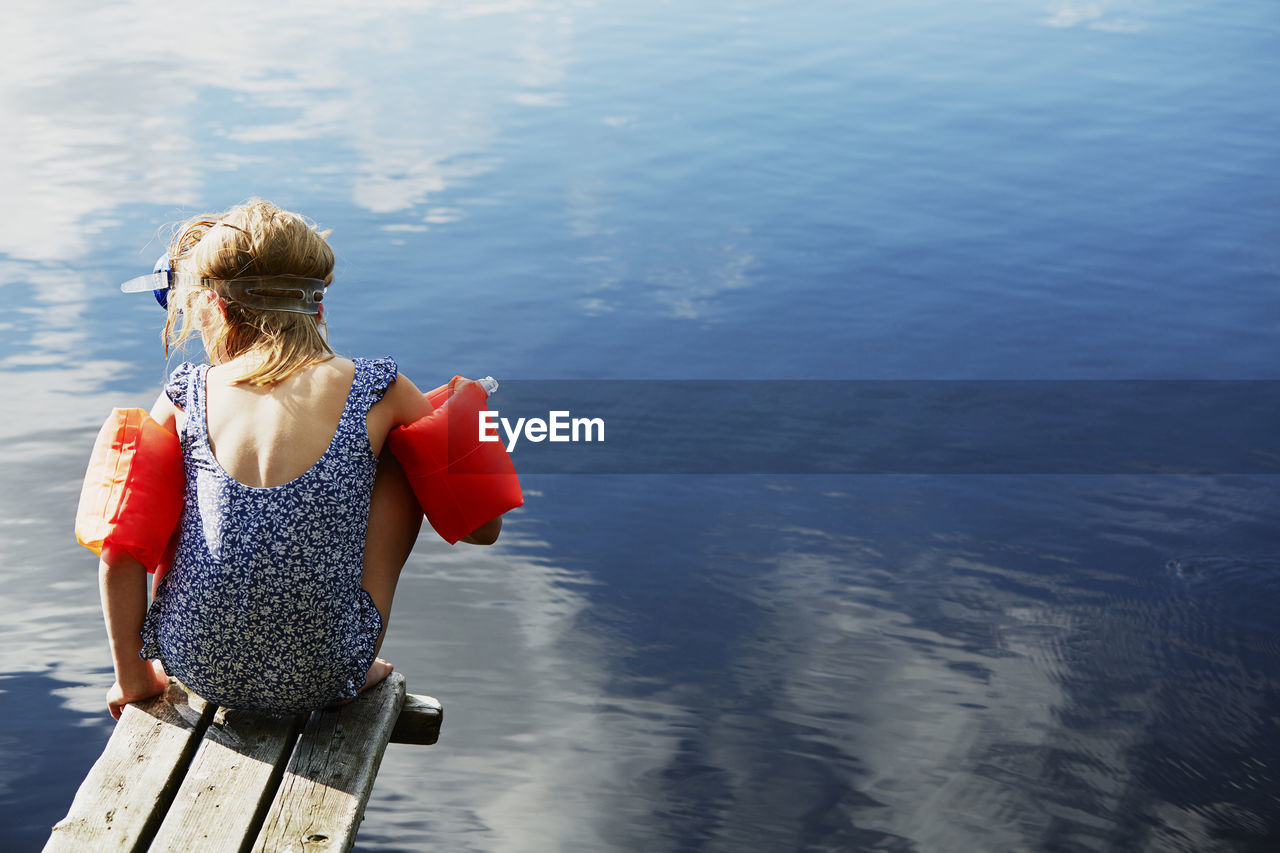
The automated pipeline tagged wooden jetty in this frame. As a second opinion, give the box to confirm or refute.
[45,673,441,852]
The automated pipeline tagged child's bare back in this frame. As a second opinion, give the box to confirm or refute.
[176,356,425,489]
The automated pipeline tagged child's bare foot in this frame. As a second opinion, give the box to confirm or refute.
[106,659,170,720]
[361,657,393,692]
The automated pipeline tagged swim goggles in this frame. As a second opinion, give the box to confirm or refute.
[120,254,326,315]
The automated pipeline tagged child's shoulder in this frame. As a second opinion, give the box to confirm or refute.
[368,364,433,426]
[161,361,200,413]
[359,355,399,384]
[344,355,399,397]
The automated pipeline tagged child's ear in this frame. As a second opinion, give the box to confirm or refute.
[191,289,227,326]
[201,289,227,317]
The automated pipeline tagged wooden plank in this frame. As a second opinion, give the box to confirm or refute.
[251,673,407,853]
[389,693,443,745]
[147,706,303,852]
[45,679,214,853]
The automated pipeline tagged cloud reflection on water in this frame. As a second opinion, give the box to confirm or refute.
[362,528,689,852]
[1045,2,1147,32]
[0,0,577,262]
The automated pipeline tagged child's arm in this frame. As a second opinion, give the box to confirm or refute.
[371,374,507,545]
[97,390,178,719]
[99,543,168,719]
[149,390,181,434]
[368,373,433,456]
[387,372,435,431]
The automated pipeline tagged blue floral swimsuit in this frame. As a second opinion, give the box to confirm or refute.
[140,356,397,714]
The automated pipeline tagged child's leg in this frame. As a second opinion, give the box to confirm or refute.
[362,451,423,659]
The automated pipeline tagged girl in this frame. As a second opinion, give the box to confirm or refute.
[99,198,502,719]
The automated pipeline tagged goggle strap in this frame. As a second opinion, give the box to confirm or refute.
[119,272,327,315]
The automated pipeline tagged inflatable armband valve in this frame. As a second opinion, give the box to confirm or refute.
[388,376,524,544]
[75,408,184,572]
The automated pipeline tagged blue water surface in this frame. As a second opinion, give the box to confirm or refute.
[2,1,1278,850]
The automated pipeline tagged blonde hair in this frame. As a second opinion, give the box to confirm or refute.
[164,199,335,386]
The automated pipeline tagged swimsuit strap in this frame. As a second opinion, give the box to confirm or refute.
[164,362,197,411]
[351,356,399,414]
[163,361,198,444]
[190,363,212,444]
[325,356,398,461]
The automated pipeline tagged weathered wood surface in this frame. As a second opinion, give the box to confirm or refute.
[390,692,443,745]
[148,706,303,851]
[46,672,437,852]
[252,673,407,853]
[44,679,214,853]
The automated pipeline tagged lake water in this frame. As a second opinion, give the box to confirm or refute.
[2,0,1279,850]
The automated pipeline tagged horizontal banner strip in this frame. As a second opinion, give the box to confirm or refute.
[430,381,1280,474]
